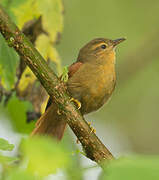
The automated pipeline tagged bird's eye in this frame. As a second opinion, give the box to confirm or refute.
[101,44,107,49]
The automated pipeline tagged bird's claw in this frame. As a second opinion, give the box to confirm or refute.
[90,127,96,134]
[76,139,80,144]
[70,98,81,110]
[57,109,62,115]
[88,122,96,134]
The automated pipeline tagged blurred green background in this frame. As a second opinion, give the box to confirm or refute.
[57,0,159,155]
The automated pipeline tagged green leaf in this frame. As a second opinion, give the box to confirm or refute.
[5,169,38,180]
[1,0,26,8]
[1,0,9,7]
[0,33,19,90]
[35,34,62,74]
[0,138,14,151]
[17,67,37,94]
[0,154,18,164]
[1,0,26,23]
[11,0,40,28]
[21,136,70,176]
[100,156,159,180]
[10,0,63,42]
[61,133,83,180]
[6,94,35,134]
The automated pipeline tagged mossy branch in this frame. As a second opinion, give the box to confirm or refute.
[0,6,114,164]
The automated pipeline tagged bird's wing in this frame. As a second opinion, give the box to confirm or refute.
[45,61,83,110]
[68,61,83,78]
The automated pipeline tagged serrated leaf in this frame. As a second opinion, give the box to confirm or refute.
[0,138,14,151]
[0,33,19,90]
[6,94,35,134]
[100,156,159,180]
[21,136,69,176]
[37,0,63,42]
[11,0,40,28]
[35,34,62,74]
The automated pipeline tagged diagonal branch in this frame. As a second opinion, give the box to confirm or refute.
[0,6,114,164]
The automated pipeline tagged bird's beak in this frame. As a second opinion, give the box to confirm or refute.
[112,38,126,47]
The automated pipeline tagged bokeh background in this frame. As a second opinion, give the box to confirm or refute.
[1,0,159,179]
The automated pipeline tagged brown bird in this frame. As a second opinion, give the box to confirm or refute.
[31,38,126,140]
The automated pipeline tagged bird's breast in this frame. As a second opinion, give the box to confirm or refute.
[67,62,116,114]
[86,64,116,112]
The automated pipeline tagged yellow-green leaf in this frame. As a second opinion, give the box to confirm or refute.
[35,34,62,74]
[11,0,40,28]
[37,0,63,42]
[0,154,18,164]
[17,67,36,94]
[6,94,35,134]
[0,138,14,151]
[35,34,51,60]
[100,156,159,180]
[6,169,37,180]
[0,33,19,90]
[21,136,69,176]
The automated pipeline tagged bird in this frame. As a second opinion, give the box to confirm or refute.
[31,37,126,140]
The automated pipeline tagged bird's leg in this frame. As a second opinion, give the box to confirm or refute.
[70,97,81,110]
[71,97,81,143]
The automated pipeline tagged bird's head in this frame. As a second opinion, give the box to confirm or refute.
[77,38,126,64]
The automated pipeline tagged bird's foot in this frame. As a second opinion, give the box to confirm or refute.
[76,138,80,144]
[57,109,62,115]
[70,97,81,110]
[90,127,96,134]
[88,122,96,134]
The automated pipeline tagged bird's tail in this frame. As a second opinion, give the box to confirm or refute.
[31,103,67,140]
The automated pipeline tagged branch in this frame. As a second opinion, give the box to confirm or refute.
[0,6,114,164]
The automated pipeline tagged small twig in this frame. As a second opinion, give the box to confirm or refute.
[0,6,114,164]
